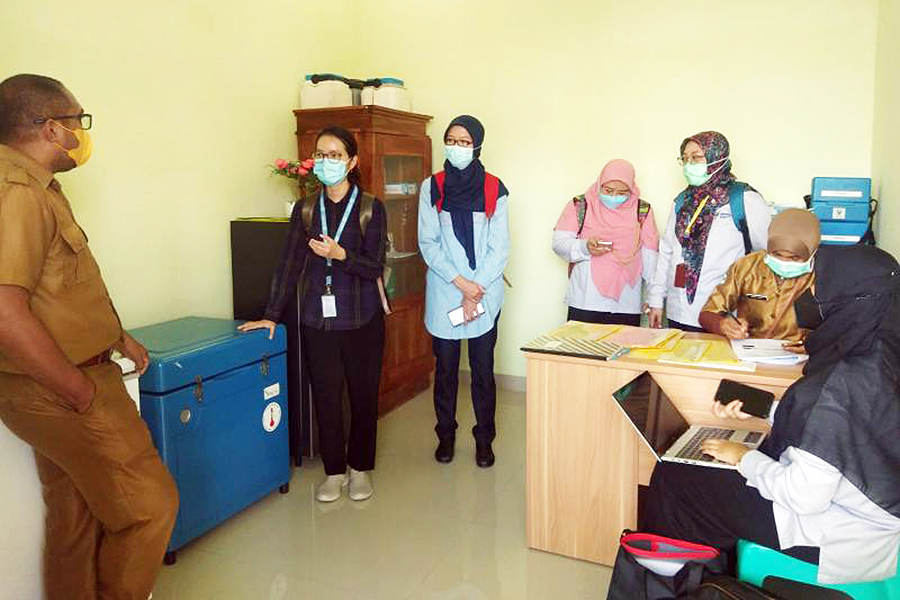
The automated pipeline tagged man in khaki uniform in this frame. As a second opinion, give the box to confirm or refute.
[0,74,178,600]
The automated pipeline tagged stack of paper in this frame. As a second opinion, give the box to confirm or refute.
[604,327,683,349]
[729,339,808,365]
[544,321,623,341]
[657,339,757,372]
[520,334,629,361]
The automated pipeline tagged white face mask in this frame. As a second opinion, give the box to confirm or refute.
[444,144,475,170]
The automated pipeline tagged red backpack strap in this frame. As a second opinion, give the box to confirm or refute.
[434,171,446,212]
[484,173,500,218]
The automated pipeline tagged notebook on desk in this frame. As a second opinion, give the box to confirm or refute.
[611,371,766,470]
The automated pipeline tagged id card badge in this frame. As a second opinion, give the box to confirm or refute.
[674,263,686,288]
[321,294,337,318]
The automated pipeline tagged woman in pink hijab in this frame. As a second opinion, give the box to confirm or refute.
[552,159,660,325]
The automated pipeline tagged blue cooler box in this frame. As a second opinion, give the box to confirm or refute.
[811,177,872,245]
[130,316,291,564]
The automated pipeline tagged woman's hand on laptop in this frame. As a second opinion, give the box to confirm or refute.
[701,439,751,466]
[712,399,752,421]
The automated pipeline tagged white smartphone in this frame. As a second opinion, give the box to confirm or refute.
[448,302,485,326]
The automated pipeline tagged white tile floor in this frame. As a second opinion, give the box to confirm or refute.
[152,384,612,599]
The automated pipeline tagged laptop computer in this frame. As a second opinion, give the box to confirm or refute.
[611,371,766,470]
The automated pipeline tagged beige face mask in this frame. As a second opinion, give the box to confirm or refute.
[52,120,93,167]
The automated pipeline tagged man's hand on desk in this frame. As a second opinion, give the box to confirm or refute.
[646,307,664,329]
[701,439,751,466]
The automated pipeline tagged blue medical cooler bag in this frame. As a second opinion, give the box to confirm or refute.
[810,177,872,245]
[130,316,291,563]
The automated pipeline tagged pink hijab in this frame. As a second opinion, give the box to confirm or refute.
[555,159,660,300]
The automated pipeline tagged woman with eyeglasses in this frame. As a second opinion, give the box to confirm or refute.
[418,115,509,468]
[642,245,900,585]
[239,125,387,503]
[552,159,660,326]
[646,131,771,331]
[699,208,820,344]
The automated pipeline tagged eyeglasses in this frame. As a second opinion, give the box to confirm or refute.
[313,151,346,161]
[34,113,92,131]
[677,153,706,166]
[444,138,473,148]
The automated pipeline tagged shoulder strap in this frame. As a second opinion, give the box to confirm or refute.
[358,192,375,234]
[674,190,688,215]
[637,199,651,225]
[433,171,446,212]
[572,195,587,236]
[300,193,317,232]
[484,173,500,218]
[728,182,752,254]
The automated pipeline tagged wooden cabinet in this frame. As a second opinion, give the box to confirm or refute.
[293,106,435,415]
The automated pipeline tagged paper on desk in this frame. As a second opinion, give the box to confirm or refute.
[545,321,622,341]
[604,327,682,349]
[658,339,756,372]
[729,339,809,365]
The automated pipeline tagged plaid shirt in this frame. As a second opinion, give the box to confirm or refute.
[264,187,387,331]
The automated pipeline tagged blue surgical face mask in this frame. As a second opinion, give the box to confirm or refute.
[599,193,629,209]
[444,144,475,170]
[682,156,729,187]
[764,253,814,278]
[313,158,348,186]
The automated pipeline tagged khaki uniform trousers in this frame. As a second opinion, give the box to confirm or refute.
[0,362,178,600]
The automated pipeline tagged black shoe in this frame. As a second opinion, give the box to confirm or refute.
[475,441,495,468]
[435,438,455,463]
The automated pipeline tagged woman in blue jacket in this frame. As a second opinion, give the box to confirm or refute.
[418,115,509,468]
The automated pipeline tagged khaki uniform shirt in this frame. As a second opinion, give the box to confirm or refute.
[0,145,122,373]
[702,250,814,342]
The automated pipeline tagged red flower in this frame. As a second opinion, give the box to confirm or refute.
[274,158,288,169]
[298,167,309,176]
[301,158,315,169]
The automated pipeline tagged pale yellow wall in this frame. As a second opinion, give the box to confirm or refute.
[351,0,878,379]
[1,0,353,330]
[873,0,900,258]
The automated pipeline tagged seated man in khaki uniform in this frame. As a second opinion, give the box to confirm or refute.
[699,208,820,343]
[0,74,178,600]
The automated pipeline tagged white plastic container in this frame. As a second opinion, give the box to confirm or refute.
[361,78,411,111]
[300,74,352,108]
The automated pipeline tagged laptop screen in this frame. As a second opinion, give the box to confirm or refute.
[612,371,691,458]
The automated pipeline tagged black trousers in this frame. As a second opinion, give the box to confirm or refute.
[301,313,384,476]
[640,461,818,570]
[567,306,641,326]
[432,315,500,444]
[667,319,705,333]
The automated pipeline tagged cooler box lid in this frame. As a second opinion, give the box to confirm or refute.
[811,177,871,204]
[131,316,286,394]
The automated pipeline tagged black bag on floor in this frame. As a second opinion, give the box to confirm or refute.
[606,531,727,600]
[687,575,782,599]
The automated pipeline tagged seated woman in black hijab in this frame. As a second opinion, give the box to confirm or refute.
[641,245,900,584]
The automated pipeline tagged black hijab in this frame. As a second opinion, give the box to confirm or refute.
[760,245,900,518]
[431,115,508,270]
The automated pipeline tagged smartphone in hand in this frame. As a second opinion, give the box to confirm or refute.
[448,302,485,327]
[714,379,775,419]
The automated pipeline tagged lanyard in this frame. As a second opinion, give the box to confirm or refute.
[685,195,710,235]
[319,186,358,293]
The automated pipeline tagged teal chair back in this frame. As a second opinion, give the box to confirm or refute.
[737,539,900,600]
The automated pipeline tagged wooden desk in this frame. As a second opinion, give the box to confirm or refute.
[523,333,803,566]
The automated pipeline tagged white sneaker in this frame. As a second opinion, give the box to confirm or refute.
[348,468,373,501]
[315,473,348,502]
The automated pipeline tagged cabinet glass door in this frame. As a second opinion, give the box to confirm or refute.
[382,155,426,300]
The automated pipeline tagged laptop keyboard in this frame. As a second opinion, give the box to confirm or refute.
[676,428,732,461]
